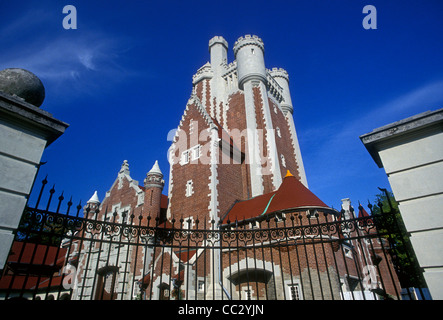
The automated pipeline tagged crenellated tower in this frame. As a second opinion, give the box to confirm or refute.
[268,68,292,115]
[269,67,308,187]
[168,34,309,225]
[233,35,282,196]
[209,36,228,71]
[233,35,267,89]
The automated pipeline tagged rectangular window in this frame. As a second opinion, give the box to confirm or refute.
[95,268,118,300]
[242,287,253,300]
[198,280,205,292]
[184,216,195,229]
[250,220,259,229]
[191,145,201,161]
[133,281,140,298]
[280,154,286,167]
[275,212,285,222]
[288,284,301,300]
[186,180,194,197]
[181,151,190,165]
[121,210,128,224]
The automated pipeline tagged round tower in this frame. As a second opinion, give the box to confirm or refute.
[209,36,228,69]
[233,35,267,90]
[269,68,293,115]
[269,68,308,188]
[143,160,165,220]
[209,36,228,105]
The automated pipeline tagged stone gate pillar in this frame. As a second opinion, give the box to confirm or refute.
[0,68,69,269]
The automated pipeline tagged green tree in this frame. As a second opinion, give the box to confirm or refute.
[15,208,67,246]
[372,188,426,289]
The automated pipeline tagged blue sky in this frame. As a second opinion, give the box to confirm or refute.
[1,0,442,212]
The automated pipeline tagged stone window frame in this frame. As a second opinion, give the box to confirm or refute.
[185,180,194,197]
[280,154,286,167]
[191,144,202,161]
[181,144,202,165]
[181,150,190,165]
[286,283,302,300]
[241,286,254,300]
[276,126,281,138]
[184,216,195,229]
[198,280,205,292]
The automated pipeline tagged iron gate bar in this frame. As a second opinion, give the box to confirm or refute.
[1,178,429,300]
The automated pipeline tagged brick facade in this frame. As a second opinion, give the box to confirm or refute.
[168,102,212,224]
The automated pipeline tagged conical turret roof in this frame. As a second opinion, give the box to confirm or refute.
[87,191,100,204]
[148,160,162,175]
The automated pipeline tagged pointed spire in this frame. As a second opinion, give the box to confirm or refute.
[148,160,162,176]
[87,191,100,204]
[145,160,165,190]
[285,170,294,178]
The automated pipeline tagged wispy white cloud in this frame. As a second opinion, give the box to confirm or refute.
[0,35,122,80]
[305,79,443,154]
[0,9,143,98]
[361,80,443,130]
[302,80,443,198]
[78,51,96,70]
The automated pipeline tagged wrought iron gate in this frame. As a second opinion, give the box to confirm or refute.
[0,179,430,300]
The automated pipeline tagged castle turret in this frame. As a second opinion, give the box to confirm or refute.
[209,36,228,111]
[233,35,267,90]
[209,36,228,70]
[269,68,308,187]
[233,35,282,196]
[269,68,293,115]
[143,160,165,220]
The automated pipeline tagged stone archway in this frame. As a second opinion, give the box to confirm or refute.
[223,257,280,300]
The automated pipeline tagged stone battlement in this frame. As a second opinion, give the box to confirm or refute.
[192,62,213,85]
[233,35,264,55]
[269,67,289,81]
[209,36,228,49]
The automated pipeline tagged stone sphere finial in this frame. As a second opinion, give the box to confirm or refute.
[0,68,45,107]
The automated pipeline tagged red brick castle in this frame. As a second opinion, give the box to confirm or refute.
[70,35,400,300]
